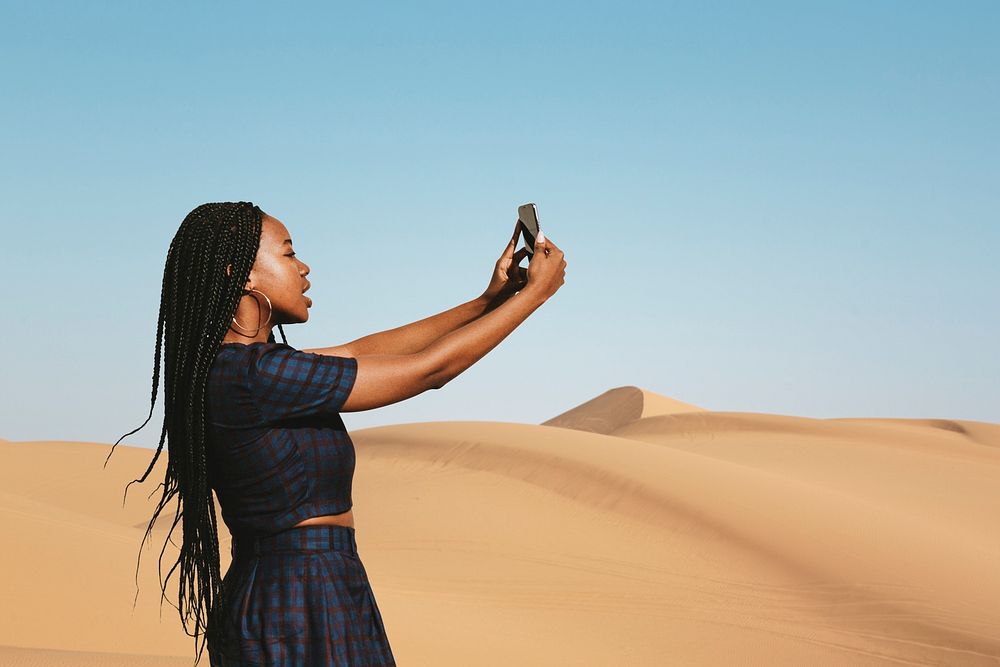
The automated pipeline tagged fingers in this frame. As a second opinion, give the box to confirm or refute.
[502,222,522,259]
[534,229,558,256]
[533,230,560,256]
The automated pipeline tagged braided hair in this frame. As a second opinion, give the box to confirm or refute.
[104,202,288,664]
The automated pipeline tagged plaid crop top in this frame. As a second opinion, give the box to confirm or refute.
[205,342,359,538]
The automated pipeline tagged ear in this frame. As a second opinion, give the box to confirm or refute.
[225,264,254,291]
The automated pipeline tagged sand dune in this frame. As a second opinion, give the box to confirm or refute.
[2,387,999,665]
[542,386,708,434]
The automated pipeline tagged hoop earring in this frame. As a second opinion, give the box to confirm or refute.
[231,288,273,337]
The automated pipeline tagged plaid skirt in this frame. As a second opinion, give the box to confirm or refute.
[207,524,396,666]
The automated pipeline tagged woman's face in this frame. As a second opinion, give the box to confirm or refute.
[243,214,312,326]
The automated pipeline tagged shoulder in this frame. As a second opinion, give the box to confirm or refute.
[247,343,356,382]
[218,342,356,385]
[215,342,297,377]
[217,341,293,361]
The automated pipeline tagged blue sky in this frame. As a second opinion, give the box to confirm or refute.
[1,1,997,448]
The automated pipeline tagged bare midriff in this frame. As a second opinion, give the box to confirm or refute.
[293,509,354,529]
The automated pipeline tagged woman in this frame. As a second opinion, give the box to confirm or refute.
[106,202,565,666]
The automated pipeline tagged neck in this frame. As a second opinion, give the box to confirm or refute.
[221,325,275,345]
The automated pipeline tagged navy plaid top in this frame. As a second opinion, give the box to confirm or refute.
[205,342,359,538]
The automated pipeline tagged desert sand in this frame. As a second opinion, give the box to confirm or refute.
[2,386,999,666]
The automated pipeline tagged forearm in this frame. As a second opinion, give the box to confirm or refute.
[347,295,494,357]
[424,288,546,389]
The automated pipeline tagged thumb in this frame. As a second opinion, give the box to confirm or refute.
[534,230,546,251]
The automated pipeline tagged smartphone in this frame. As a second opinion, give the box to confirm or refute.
[517,202,542,258]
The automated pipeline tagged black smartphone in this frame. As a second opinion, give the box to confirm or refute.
[517,202,541,259]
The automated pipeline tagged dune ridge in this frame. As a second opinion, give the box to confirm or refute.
[541,385,707,434]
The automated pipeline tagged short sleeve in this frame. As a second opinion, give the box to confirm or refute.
[247,344,358,423]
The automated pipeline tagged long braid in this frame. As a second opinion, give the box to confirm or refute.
[104,202,285,665]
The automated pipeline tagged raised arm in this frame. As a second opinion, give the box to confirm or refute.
[331,288,545,412]
[424,234,564,390]
[314,295,493,358]
[304,220,527,358]
[324,232,565,412]
[423,287,547,390]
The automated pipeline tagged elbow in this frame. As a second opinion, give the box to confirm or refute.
[419,346,461,391]
[422,354,449,391]
[427,371,447,391]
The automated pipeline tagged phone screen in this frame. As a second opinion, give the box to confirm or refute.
[517,203,541,256]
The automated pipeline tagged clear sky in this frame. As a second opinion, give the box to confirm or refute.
[2,1,997,448]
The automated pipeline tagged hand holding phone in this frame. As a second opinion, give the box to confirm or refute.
[517,202,565,301]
